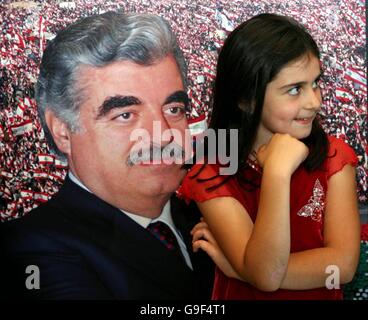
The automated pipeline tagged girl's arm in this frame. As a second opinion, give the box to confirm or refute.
[196,190,286,291]
[193,134,308,291]
[193,163,360,290]
[279,163,360,289]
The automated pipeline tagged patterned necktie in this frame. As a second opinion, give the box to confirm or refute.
[147,221,181,252]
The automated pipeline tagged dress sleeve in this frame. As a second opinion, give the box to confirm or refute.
[326,136,358,179]
[177,163,235,204]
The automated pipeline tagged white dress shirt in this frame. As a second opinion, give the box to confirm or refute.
[68,172,193,269]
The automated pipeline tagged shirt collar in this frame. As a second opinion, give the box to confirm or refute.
[68,171,173,229]
[68,172,192,269]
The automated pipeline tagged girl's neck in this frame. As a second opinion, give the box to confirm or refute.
[251,129,273,157]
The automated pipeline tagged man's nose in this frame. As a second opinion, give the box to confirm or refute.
[148,111,174,146]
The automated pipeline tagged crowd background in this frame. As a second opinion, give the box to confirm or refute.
[0,0,367,301]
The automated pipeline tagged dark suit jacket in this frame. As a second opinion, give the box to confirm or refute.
[0,177,214,300]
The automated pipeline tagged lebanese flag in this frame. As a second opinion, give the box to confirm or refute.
[344,67,367,91]
[34,192,50,203]
[39,16,46,55]
[11,120,33,136]
[24,96,33,108]
[38,154,55,164]
[33,170,49,179]
[16,101,26,117]
[21,190,34,200]
[1,170,13,179]
[53,170,66,180]
[188,114,208,136]
[336,88,353,103]
[54,159,68,169]
[49,171,65,182]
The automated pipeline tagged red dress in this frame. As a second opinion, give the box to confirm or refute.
[178,136,358,300]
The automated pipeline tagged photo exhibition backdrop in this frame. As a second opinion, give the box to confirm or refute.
[0,0,366,221]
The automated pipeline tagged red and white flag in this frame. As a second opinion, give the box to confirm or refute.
[33,170,49,179]
[344,67,367,91]
[49,171,65,182]
[1,170,13,179]
[38,153,55,164]
[39,16,46,56]
[21,190,34,200]
[336,88,353,103]
[188,89,203,112]
[34,192,50,203]
[55,159,68,169]
[14,32,25,49]
[203,64,216,79]
[188,114,208,136]
[24,96,33,108]
[16,101,26,117]
[2,187,12,199]
[11,120,33,136]
[215,10,234,32]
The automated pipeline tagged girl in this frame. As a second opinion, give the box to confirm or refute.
[178,13,360,300]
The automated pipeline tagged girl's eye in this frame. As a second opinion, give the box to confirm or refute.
[288,86,300,96]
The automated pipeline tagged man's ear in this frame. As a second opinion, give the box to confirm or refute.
[44,109,72,156]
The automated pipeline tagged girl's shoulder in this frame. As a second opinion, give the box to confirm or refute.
[177,163,235,204]
[325,135,358,179]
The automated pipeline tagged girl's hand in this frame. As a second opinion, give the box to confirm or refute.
[191,219,242,280]
[256,133,309,176]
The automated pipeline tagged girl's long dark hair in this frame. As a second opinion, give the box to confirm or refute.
[193,13,329,188]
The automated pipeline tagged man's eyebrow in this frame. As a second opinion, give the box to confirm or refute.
[96,95,141,119]
[164,91,190,111]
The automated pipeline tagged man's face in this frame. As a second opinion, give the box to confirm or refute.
[64,56,189,216]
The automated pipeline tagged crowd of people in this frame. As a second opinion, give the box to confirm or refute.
[0,0,366,221]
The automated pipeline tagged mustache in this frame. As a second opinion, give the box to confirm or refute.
[126,142,186,166]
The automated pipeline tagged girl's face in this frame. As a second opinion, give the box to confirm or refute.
[255,53,322,148]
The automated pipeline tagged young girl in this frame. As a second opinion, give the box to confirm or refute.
[178,13,360,300]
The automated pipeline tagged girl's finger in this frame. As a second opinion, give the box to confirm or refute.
[192,226,217,244]
[190,221,208,234]
[192,239,240,279]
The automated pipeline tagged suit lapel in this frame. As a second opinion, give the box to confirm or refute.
[53,178,196,297]
[171,196,197,258]
[171,195,215,299]
[171,195,208,265]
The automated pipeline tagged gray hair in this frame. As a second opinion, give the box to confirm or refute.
[35,11,187,159]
